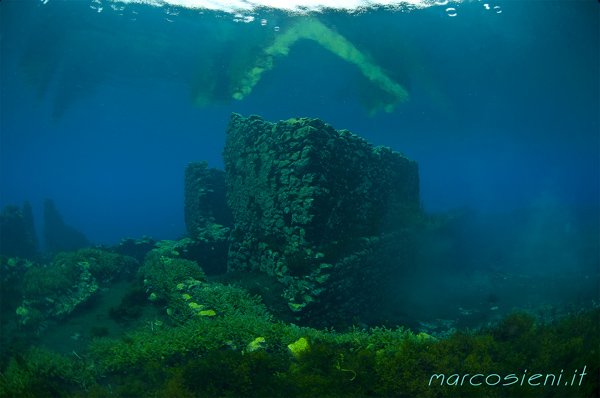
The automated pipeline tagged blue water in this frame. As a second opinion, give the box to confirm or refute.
[1,0,598,247]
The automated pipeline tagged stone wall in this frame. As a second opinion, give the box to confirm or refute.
[223,113,420,324]
[183,161,234,275]
[184,161,233,239]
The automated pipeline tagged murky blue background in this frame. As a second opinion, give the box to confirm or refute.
[1,0,598,247]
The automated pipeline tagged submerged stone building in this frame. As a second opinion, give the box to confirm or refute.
[183,161,234,275]
[221,113,420,324]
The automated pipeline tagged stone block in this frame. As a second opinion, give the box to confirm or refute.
[223,113,421,324]
[183,161,234,275]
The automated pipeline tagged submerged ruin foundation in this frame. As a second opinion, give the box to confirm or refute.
[222,113,421,324]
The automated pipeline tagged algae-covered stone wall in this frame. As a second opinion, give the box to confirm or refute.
[223,113,420,324]
[184,161,233,239]
[183,161,234,275]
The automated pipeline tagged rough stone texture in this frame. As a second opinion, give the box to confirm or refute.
[184,161,233,238]
[184,161,234,275]
[115,236,157,264]
[223,113,421,324]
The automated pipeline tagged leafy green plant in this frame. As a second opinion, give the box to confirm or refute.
[0,346,96,397]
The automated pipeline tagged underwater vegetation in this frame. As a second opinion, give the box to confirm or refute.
[1,198,598,397]
[7,249,138,329]
[0,286,597,397]
[1,238,598,396]
[1,107,597,397]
